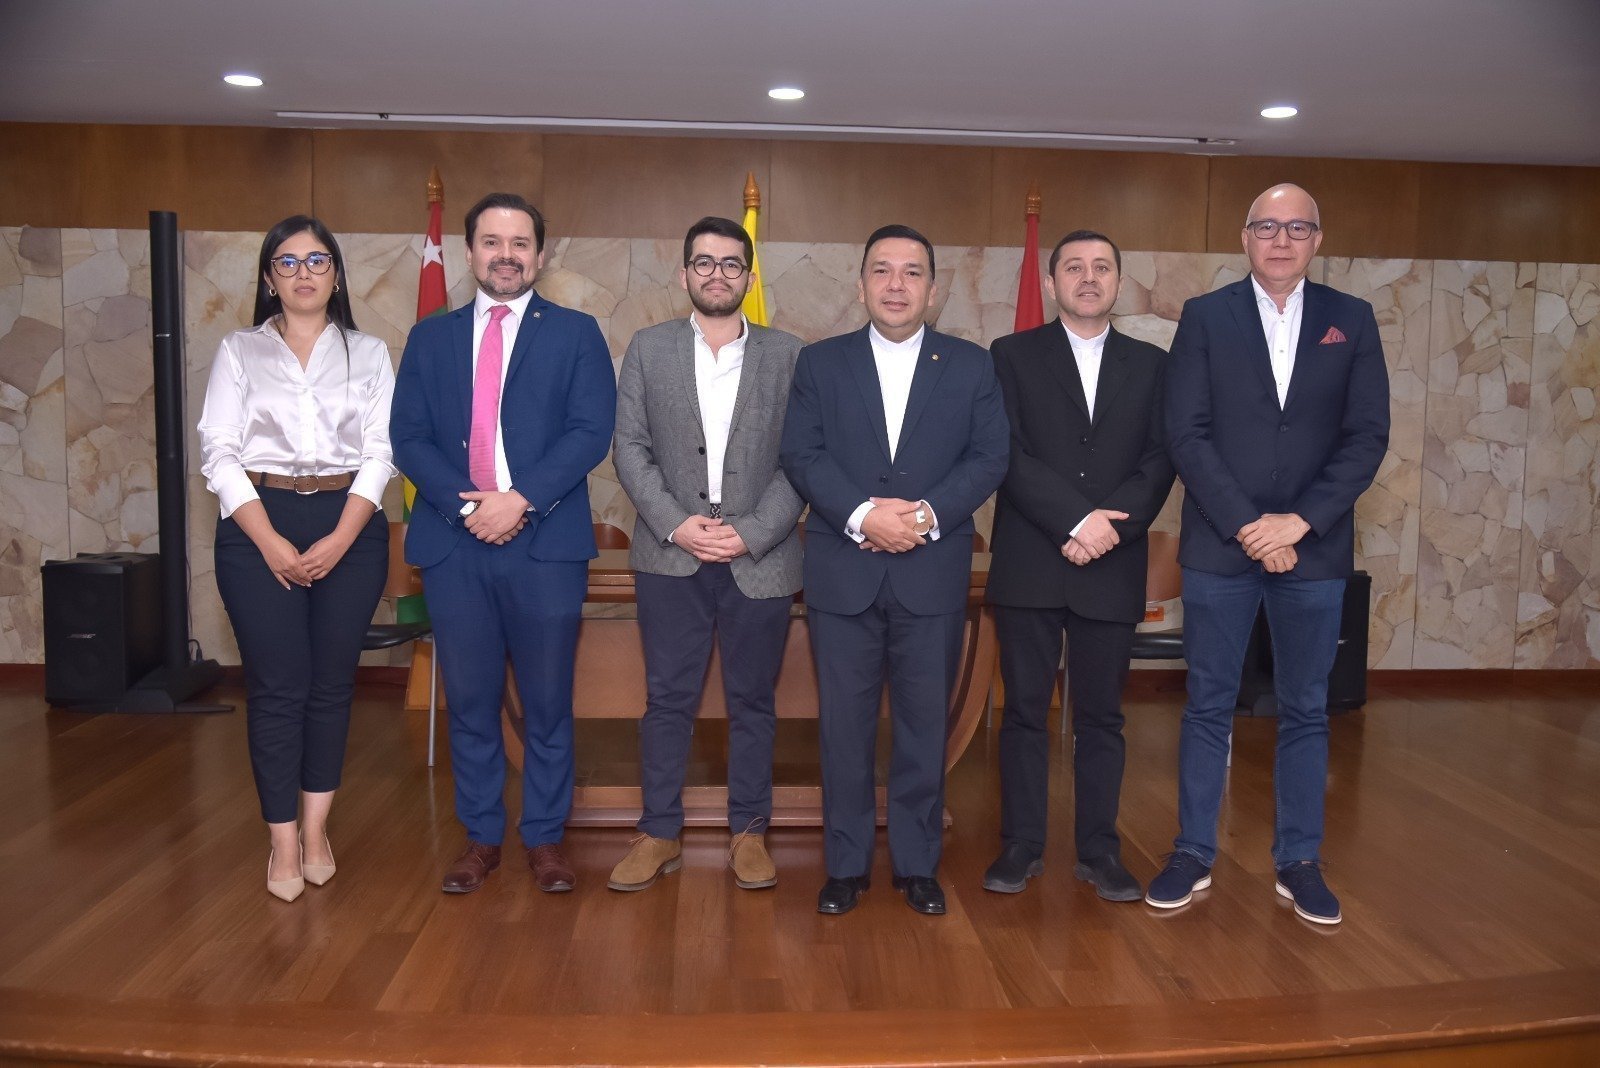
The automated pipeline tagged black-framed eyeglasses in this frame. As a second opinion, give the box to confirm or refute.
[1245,219,1320,241]
[687,255,749,278]
[269,252,335,277]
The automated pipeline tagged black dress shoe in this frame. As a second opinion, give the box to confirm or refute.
[1072,854,1143,902]
[982,842,1044,893]
[817,875,870,915]
[892,875,947,915]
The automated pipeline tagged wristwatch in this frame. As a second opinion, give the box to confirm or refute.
[459,501,478,518]
[912,500,933,536]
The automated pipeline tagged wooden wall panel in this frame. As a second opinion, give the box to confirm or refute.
[311,130,544,236]
[989,148,1209,252]
[0,123,83,228]
[76,125,313,231]
[542,136,769,241]
[1,123,1597,262]
[768,141,993,247]
[1206,156,1423,260]
[1416,163,1600,264]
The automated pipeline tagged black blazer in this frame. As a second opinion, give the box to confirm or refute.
[1164,278,1389,579]
[780,326,1009,617]
[986,322,1175,623]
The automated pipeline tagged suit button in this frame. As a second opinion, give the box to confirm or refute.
[1270,470,1279,480]
[879,475,888,483]
[1078,472,1086,478]
[697,446,706,454]
[1279,424,1288,433]
[1079,435,1088,445]
[698,491,707,499]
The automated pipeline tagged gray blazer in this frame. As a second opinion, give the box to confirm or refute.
[613,318,805,598]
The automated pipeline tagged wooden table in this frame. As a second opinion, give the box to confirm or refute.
[497,550,997,827]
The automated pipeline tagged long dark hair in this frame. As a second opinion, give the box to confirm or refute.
[252,215,358,331]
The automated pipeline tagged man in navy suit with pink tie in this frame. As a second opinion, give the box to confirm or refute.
[392,193,616,896]
[1146,184,1388,926]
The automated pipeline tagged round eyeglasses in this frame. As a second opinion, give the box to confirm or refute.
[269,252,335,277]
[1245,219,1320,241]
[687,255,749,279]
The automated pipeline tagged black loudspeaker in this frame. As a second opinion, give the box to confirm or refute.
[41,553,162,706]
[1235,571,1372,715]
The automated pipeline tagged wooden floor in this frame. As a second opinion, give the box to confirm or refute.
[0,667,1597,1066]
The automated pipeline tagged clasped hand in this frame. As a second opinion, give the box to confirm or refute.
[1061,508,1129,565]
[1238,513,1309,560]
[263,532,351,590]
[858,497,926,553]
[673,515,748,563]
[460,489,531,545]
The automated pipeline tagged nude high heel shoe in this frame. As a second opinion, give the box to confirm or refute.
[268,849,305,902]
[302,836,336,887]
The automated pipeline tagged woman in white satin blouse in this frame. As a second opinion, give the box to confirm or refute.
[198,215,395,903]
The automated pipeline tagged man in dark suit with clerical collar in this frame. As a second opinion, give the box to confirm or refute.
[781,224,1009,916]
[985,230,1175,902]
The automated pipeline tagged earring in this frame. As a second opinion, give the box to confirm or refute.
[268,287,276,297]
[333,283,340,293]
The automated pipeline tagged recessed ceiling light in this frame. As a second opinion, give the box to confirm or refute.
[768,87,805,101]
[224,73,264,88]
[1260,105,1298,119]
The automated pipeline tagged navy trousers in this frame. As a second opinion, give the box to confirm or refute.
[634,565,791,838]
[422,530,585,849]
[809,577,964,880]
[214,487,388,824]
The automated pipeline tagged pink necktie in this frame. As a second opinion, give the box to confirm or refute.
[469,304,511,491]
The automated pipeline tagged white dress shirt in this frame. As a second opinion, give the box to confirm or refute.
[199,320,396,518]
[1063,320,1110,540]
[1064,320,1109,420]
[1252,275,1304,408]
[469,288,535,493]
[691,312,747,505]
[846,324,940,542]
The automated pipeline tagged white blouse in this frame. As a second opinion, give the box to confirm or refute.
[198,320,396,518]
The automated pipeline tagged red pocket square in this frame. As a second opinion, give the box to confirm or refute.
[1319,326,1347,344]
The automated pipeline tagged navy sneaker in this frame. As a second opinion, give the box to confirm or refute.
[1144,852,1212,909]
[1275,861,1341,925]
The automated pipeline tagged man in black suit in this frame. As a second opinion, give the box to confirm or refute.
[781,225,1009,916]
[985,230,1175,901]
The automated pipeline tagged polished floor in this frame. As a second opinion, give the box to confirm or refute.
[0,667,1597,1065]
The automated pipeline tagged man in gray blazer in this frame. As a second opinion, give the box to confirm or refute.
[609,216,806,892]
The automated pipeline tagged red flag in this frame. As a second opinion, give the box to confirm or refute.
[417,167,448,321]
[1014,183,1044,332]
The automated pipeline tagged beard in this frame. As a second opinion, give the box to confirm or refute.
[477,258,534,300]
[688,282,745,318]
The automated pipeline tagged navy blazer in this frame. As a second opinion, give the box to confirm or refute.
[1164,278,1389,579]
[391,291,617,568]
[780,326,1009,616]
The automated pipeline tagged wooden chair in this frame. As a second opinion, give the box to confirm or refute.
[592,522,631,550]
[361,522,440,765]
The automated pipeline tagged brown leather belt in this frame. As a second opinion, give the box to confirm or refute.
[246,470,355,493]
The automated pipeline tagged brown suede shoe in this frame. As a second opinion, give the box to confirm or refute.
[729,827,776,889]
[442,841,501,894]
[608,834,682,891]
[528,843,575,892]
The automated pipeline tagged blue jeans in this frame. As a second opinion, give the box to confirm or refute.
[1175,566,1345,868]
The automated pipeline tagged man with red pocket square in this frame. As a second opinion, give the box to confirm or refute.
[1146,184,1388,925]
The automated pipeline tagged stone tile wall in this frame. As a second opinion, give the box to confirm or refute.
[2,226,1594,668]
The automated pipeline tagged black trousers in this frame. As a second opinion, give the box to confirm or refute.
[994,604,1135,860]
[215,487,387,824]
[634,565,791,837]
[809,578,965,880]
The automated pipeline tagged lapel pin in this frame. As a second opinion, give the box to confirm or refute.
[932,353,940,361]
[533,310,542,318]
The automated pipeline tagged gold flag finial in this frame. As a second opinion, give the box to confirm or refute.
[744,171,761,211]
[427,166,444,205]
[1024,180,1042,216]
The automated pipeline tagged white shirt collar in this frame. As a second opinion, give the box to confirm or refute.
[868,323,924,354]
[474,288,535,321]
[1250,275,1305,312]
[689,311,748,344]
[1061,320,1110,350]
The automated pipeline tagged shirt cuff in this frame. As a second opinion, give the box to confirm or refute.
[919,500,941,542]
[212,464,259,520]
[845,500,874,544]
[1067,513,1088,540]
[349,459,395,511]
